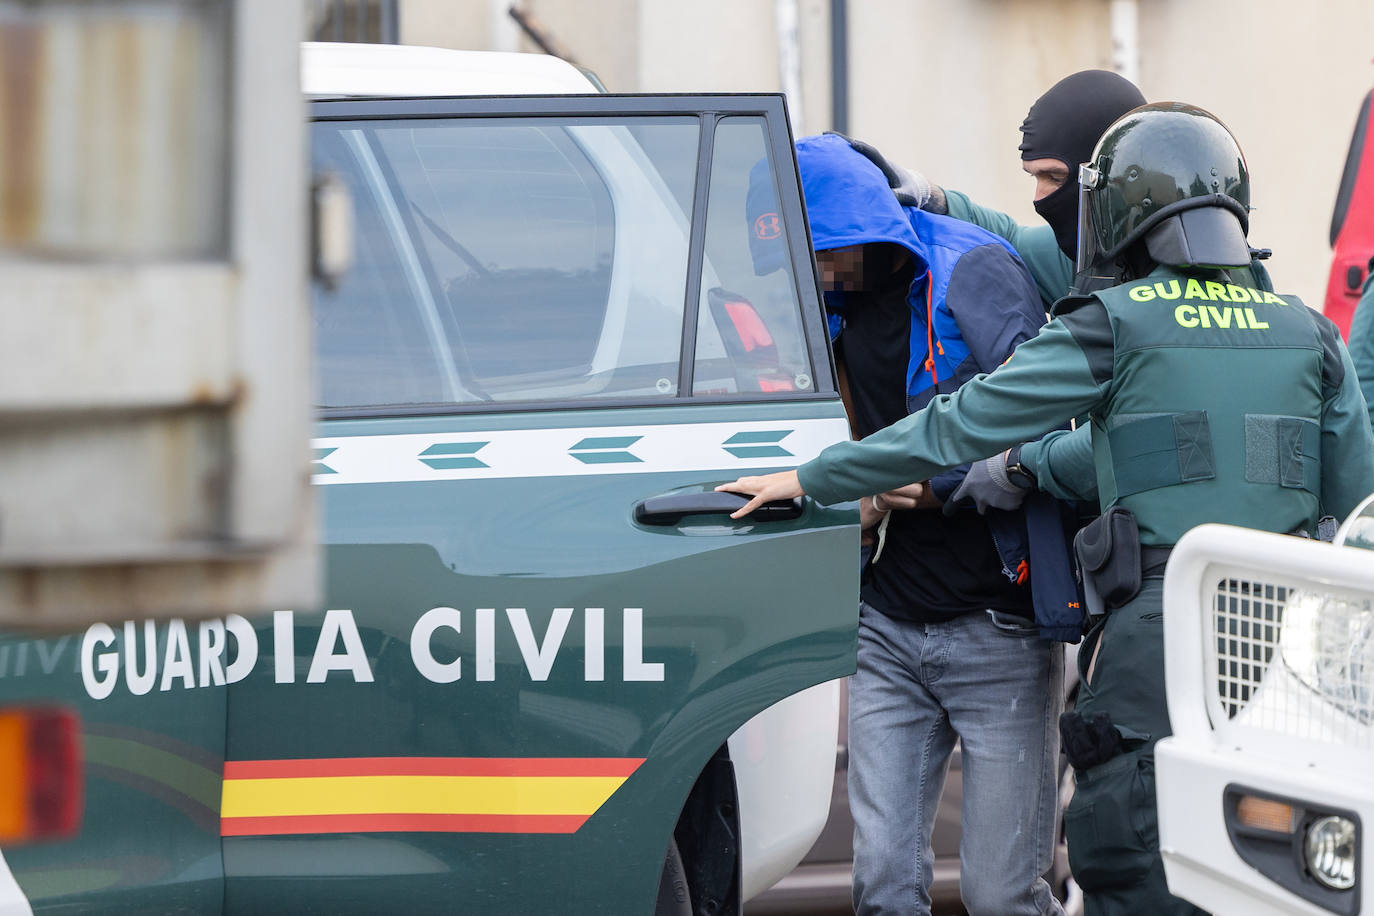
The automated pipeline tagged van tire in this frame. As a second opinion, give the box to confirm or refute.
[654,836,692,916]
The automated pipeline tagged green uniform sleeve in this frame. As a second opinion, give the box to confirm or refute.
[1348,278,1374,433]
[1322,338,1374,521]
[798,306,1113,505]
[942,188,1074,308]
[1018,425,1098,503]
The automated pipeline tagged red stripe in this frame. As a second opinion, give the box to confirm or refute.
[222,756,644,780]
[220,812,589,836]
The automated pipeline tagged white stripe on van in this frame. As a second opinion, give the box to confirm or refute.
[312,417,849,485]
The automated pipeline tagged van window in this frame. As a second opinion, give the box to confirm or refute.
[312,117,698,408]
[693,117,812,395]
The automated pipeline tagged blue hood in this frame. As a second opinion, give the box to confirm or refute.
[795,133,929,266]
[747,133,930,277]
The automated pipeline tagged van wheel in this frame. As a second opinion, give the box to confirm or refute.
[654,836,692,916]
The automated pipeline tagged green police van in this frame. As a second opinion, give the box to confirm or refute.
[0,43,858,915]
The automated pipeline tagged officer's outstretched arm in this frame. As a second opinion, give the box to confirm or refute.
[798,304,1114,506]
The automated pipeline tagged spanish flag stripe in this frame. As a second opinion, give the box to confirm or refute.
[222,774,628,818]
[220,812,589,837]
[222,756,645,780]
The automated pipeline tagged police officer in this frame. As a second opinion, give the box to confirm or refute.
[1348,263,1374,432]
[718,102,1374,915]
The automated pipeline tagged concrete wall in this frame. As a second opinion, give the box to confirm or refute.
[1137,0,1374,309]
[396,0,1374,307]
[844,0,1111,248]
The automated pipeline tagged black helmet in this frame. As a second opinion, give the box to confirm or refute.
[1076,102,1252,276]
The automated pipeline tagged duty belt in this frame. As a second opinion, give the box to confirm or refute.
[1140,546,1173,579]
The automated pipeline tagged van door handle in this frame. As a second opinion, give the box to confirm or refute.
[633,492,804,526]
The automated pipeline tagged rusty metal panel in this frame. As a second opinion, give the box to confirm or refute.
[0,411,230,561]
[0,0,229,258]
[0,264,235,410]
[0,541,316,631]
[0,0,316,627]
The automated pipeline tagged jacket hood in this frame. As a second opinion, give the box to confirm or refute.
[797,133,927,259]
[747,133,928,275]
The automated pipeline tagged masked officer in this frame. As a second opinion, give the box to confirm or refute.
[717,102,1374,915]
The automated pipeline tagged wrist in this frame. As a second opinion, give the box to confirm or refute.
[1004,445,1036,490]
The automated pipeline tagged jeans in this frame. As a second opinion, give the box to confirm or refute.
[849,602,1065,916]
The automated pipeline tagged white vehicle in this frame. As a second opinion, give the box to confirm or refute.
[1157,496,1374,915]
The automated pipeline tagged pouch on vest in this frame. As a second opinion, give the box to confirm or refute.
[1073,506,1141,617]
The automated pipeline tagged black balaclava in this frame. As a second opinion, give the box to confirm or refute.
[1019,70,1146,260]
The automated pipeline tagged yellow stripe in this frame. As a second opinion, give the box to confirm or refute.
[221,775,628,818]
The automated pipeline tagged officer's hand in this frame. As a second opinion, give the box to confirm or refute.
[832,132,933,209]
[716,470,805,519]
[888,163,932,210]
[943,451,1030,515]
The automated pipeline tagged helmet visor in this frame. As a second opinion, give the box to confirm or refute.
[1075,163,1103,276]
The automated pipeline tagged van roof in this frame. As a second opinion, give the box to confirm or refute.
[302,42,598,97]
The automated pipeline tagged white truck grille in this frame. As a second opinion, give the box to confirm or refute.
[1210,574,1374,748]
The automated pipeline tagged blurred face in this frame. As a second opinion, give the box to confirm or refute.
[1023,157,1072,202]
[815,245,864,291]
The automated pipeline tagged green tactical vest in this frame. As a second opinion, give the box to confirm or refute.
[1089,266,1335,545]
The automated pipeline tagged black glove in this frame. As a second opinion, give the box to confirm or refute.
[1058,711,1124,770]
[944,450,1030,515]
[826,131,932,209]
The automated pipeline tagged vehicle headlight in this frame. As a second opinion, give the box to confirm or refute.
[1304,815,1357,891]
[1280,589,1374,725]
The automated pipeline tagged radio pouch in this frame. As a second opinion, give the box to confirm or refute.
[1073,506,1142,617]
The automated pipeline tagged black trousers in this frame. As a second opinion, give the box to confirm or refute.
[1065,577,1208,916]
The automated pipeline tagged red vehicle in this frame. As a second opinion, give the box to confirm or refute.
[1325,86,1374,337]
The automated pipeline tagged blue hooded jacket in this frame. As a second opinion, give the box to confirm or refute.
[752,134,1083,641]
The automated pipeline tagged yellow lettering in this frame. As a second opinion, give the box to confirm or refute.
[1154,280,1182,300]
[1226,284,1252,302]
[1205,281,1229,301]
[1207,306,1233,329]
[1185,278,1207,300]
[1245,307,1269,329]
[1129,284,1157,302]
[1235,308,1249,329]
[1263,292,1284,305]
[1198,305,1212,328]
[1175,304,1199,328]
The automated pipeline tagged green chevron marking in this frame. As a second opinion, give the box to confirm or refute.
[571,451,643,464]
[723,430,792,459]
[312,447,338,475]
[724,446,792,458]
[570,436,642,451]
[723,430,792,445]
[419,441,489,470]
[569,435,643,464]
